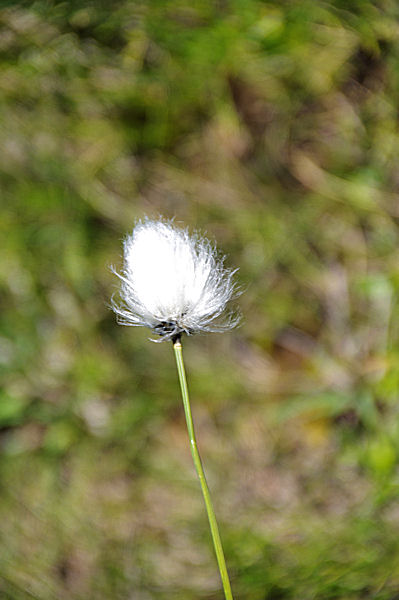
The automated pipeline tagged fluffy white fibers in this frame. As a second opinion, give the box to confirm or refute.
[111,219,240,341]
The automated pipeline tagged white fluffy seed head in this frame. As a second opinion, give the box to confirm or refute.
[111,218,240,341]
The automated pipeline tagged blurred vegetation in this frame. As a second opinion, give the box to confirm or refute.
[1,0,399,598]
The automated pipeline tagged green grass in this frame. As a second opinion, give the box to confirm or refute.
[1,1,399,598]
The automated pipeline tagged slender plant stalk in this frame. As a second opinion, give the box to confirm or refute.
[173,337,234,600]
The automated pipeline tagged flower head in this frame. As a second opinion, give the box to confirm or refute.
[111,218,240,341]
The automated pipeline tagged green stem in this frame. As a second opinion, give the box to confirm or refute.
[173,337,234,600]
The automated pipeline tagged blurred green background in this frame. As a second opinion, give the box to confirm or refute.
[1,1,399,598]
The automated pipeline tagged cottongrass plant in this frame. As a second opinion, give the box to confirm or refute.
[112,218,239,599]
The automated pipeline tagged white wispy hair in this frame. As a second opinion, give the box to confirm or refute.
[111,218,240,341]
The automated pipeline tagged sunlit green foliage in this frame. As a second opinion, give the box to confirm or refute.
[2,1,399,598]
